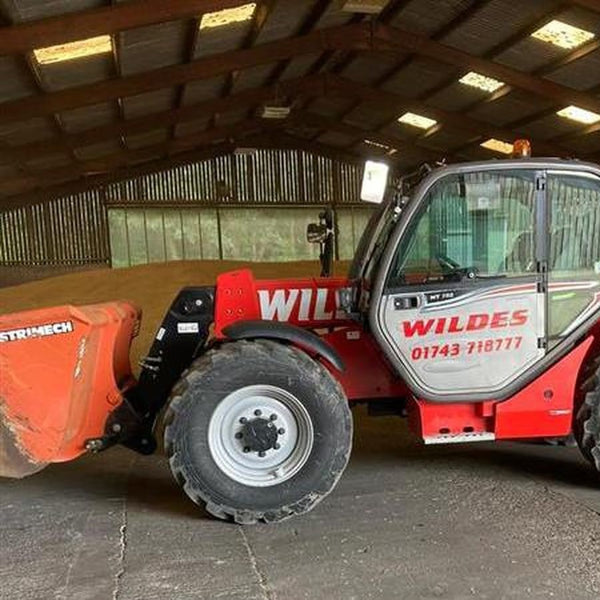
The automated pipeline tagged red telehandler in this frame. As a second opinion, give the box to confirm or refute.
[3,153,600,524]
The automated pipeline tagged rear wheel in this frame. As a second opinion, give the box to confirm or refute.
[163,339,352,524]
[574,358,600,468]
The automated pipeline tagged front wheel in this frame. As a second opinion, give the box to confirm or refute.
[163,340,353,524]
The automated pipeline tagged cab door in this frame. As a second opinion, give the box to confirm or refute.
[372,168,546,401]
[547,169,600,346]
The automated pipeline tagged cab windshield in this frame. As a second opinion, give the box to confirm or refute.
[349,164,432,282]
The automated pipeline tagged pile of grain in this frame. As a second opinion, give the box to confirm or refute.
[0,260,348,367]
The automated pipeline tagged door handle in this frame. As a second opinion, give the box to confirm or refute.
[394,296,419,310]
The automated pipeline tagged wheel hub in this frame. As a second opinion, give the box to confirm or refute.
[208,384,314,487]
[240,417,279,453]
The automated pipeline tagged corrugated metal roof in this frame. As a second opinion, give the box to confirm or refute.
[1,0,600,203]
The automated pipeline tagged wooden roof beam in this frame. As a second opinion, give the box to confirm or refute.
[294,109,459,164]
[11,119,270,189]
[326,75,570,157]
[0,142,239,211]
[570,0,600,11]
[216,0,278,105]
[374,23,600,115]
[247,131,365,165]
[0,131,365,211]
[5,76,327,162]
[0,119,273,205]
[264,0,336,86]
[0,0,260,56]
[0,23,369,125]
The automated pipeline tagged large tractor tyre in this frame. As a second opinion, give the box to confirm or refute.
[163,339,353,524]
[574,358,600,468]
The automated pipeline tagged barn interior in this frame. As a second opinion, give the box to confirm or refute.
[3,1,600,598]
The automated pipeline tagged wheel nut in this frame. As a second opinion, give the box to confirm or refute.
[258,451,266,457]
[239,417,248,424]
[254,409,262,416]
[243,447,250,453]
[270,414,278,421]
[278,428,285,435]
[235,432,243,439]
[273,443,280,450]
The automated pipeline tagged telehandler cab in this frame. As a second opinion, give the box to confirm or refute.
[3,152,600,524]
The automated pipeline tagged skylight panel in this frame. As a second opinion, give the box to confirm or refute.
[459,71,505,93]
[557,105,600,124]
[33,35,112,65]
[397,112,437,130]
[480,139,513,154]
[531,20,595,50]
[200,3,256,30]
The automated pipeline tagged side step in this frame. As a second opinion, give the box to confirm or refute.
[423,432,496,445]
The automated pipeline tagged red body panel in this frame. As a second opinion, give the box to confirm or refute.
[214,269,352,335]
[213,269,595,442]
[2,267,595,479]
[412,336,593,441]
[0,302,138,477]
[214,269,407,401]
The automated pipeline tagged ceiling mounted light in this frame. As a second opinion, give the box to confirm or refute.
[557,105,600,124]
[481,139,514,155]
[531,20,595,50]
[363,139,398,155]
[200,3,256,30]
[397,112,437,130]
[261,105,291,119]
[234,147,258,155]
[341,0,390,14]
[33,35,112,64]
[459,71,505,93]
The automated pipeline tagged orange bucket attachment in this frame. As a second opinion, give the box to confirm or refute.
[0,302,140,478]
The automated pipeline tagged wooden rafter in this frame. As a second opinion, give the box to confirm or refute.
[294,110,456,164]
[0,23,368,126]
[348,2,569,154]
[0,0,259,56]
[326,76,571,157]
[216,0,278,108]
[109,0,129,153]
[264,0,335,86]
[0,143,239,211]
[570,0,600,11]
[1,69,576,174]
[310,0,492,144]
[0,119,272,202]
[374,23,600,115]
[12,120,269,189]
[0,130,365,211]
[5,76,326,162]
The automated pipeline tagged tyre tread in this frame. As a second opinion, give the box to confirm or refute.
[163,339,351,525]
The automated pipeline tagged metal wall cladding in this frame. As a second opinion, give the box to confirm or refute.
[0,150,364,267]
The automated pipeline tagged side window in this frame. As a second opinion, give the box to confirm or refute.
[548,172,600,340]
[387,170,537,287]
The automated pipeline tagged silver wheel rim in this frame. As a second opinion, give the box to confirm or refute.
[208,384,314,487]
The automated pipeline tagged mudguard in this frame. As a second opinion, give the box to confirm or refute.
[222,319,345,372]
[0,302,139,478]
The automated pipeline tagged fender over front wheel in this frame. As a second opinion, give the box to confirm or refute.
[163,340,353,524]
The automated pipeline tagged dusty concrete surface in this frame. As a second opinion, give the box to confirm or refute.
[2,407,600,600]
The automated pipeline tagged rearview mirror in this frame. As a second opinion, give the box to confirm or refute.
[360,160,390,204]
[307,223,329,244]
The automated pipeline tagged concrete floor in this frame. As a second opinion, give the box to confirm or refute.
[2,408,600,600]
